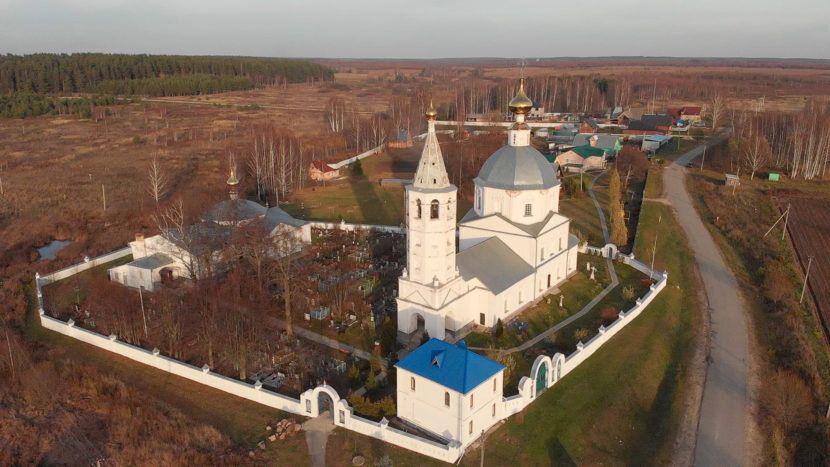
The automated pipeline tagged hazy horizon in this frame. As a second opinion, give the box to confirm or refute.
[1,0,828,60]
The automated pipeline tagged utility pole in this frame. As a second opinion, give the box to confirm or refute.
[480,430,486,467]
[650,233,658,281]
[800,256,813,304]
[139,286,148,338]
[5,331,14,379]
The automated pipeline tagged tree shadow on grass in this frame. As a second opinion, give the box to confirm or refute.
[547,437,577,467]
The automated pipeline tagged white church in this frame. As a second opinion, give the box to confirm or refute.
[108,169,311,292]
[396,79,579,340]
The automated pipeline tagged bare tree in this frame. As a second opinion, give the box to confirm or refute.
[325,97,346,133]
[267,227,304,336]
[710,94,725,130]
[147,156,169,206]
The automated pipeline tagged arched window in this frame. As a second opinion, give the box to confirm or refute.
[492,403,496,417]
[444,391,450,406]
[493,378,497,392]
[410,376,416,391]
[415,199,422,219]
[470,394,474,407]
[430,200,439,219]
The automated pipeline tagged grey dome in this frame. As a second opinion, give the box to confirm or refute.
[476,145,559,190]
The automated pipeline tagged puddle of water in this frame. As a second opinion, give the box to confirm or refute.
[38,240,72,260]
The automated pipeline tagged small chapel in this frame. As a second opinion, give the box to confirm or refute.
[396,79,579,340]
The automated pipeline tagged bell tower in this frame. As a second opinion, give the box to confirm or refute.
[404,101,457,285]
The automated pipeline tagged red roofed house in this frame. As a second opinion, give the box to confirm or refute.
[309,160,340,182]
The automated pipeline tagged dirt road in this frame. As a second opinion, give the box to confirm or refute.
[664,137,750,467]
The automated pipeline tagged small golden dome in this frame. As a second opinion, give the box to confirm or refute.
[508,78,533,115]
[227,166,239,185]
[425,99,437,120]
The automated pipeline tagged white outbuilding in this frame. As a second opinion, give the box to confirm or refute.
[396,339,505,446]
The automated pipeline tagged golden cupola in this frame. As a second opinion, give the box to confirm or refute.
[425,99,438,121]
[508,78,533,115]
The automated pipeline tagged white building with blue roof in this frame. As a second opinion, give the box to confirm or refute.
[396,338,505,446]
[397,79,579,340]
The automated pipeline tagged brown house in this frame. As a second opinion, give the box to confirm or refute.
[622,114,673,135]
[309,160,340,182]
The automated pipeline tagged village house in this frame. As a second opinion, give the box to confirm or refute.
[615,107,645,126]
[578,118,600,133]
[554,145,608,172]
[309,160,340,182]
[396,339,505,446]
[623,114,674,135]
[571,133,622,153]
[668,106,703,123]
[388,129,413,148]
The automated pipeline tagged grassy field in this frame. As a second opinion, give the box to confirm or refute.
[559,170,609,245]
[458,169,702,466]
[283,144,474,225]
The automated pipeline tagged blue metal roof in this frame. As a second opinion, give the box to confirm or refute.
[395,339,505,394]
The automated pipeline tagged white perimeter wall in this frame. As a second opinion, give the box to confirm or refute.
[36,244,666,464]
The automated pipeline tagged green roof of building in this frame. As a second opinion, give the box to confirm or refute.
[572,145,608,158]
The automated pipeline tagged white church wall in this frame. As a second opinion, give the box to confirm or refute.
[37,247,132,285]
[36,253,462,464]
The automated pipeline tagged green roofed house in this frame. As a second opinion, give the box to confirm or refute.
[554,144,608,172]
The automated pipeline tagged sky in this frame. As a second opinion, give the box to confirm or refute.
[1,0,828,60]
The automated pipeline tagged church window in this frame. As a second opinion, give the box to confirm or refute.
[410,376,416,391]
[492,403,496,417]
[445,391,450,406]
[430,200,439,219]
[540,247,545,260]
[493,378,497,392]
[518,291,522,304]
[475,189,482,210]
[416,199,422,219]
[559,237,563,250]
[469,421,474,434]
[470,394,474,408]
[524,204,532,217]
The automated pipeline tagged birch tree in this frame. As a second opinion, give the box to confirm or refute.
[147,156,169,205]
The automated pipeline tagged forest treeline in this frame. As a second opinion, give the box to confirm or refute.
[0,93,127,119]
[0,53,335,95]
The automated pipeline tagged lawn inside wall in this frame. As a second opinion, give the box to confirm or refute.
[25,280,312,465]
[464,255,612,350]
[459,197,701,466]
[686,172,830,464]
[465,257,652,366]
